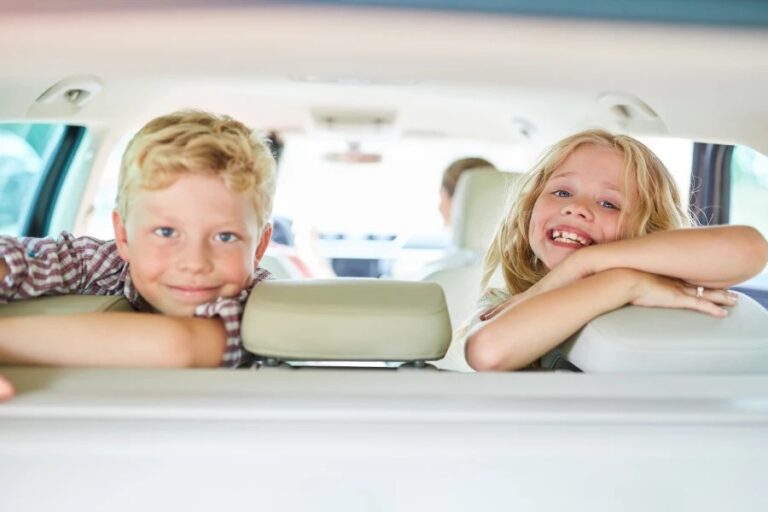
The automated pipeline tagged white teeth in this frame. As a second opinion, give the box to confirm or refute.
[551,230,590,246]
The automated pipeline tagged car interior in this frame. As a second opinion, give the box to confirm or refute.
[1,1,767,510]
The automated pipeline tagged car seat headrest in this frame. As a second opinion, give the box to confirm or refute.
[241,279,451,363]
[451,168,520,253]
[560,292,768,374]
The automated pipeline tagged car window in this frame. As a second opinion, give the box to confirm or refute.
[272,133,531,277]
[729,145,768,291]
[638,136,693,211]
[730,145,768,237]
[82,133,129,239]
[0,123,65,235]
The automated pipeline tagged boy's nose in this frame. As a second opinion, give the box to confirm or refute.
[177,242,213,273]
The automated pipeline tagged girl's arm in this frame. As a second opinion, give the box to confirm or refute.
[571,225,768,289]
[466,267,736,372]
[0,313,226,368]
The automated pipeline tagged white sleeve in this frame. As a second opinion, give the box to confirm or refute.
[433,287,510,373]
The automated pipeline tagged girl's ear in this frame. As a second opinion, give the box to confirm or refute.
[254,223,273,267]
[112,210,130,262]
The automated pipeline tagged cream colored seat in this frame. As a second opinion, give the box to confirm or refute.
[242,278,451,365]
[0,295,133,316]
[260,252,302,279]
[558,292,768,374]
[420,168,519,330]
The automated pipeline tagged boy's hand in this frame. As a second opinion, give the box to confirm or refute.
[0,373,14,402]
[629,270,738,317]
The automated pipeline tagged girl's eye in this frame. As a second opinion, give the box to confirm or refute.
[215,232,240,243]
[153,227,176,238]
[552,190,571,198]
[599,200,620,210]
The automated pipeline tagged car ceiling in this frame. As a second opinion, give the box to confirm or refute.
[0,3,767,153]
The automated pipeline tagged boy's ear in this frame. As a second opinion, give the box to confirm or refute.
[254,223,272,266]
[112,210,130,261]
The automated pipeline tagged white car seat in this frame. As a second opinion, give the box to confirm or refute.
[557,292,768,374]
[242,278,451,365]
[420,168,519,330]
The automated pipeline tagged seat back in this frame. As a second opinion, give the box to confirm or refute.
[242,279,451,364]
[421,168,518,327]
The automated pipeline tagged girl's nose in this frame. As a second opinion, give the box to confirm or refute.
[561,199,594,220]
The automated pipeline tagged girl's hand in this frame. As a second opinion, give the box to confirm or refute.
[479,293,522,321]
[630,271,738,317]
[480,250,595,321]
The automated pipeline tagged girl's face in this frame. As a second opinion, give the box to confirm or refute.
[528,144,634,270]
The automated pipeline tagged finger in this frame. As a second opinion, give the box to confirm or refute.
[681,295,729,318]
[703,289,739,306]
[682,286,739,307]
[480,297,519,321]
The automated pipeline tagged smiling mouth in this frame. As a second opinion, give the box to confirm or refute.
[165,285,221,298]
[548,229,595,247]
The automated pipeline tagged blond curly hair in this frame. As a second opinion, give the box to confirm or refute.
[116,110,276,231]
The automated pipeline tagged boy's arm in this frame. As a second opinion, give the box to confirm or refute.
[570,225,768,289]
[466,268,735,371]
[0,313,226,368]
[1,233,121,300]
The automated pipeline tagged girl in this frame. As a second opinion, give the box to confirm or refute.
[454,129,767,372]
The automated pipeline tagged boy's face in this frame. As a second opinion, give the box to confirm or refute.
[112,173,271,316]
[528,144,634,270]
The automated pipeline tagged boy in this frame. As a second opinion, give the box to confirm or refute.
[0,110,276,373]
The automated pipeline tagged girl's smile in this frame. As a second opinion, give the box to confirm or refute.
[547,225,595,247]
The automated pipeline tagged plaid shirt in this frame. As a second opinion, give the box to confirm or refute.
[0,232,271,368]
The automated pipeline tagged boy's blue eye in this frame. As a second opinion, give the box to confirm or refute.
[215,232,240,243]
[599,200,619,210]
[153,227,176,238]
[553,190,571,198]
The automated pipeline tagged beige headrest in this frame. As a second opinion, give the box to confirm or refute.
[242,279,451,362]
[0,295,134,316]
[561,293,768,374]
[451,168,520,253]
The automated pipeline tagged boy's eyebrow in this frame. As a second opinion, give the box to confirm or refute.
[142,204,249,224]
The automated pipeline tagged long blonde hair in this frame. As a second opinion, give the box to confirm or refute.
[481,129,691,295]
